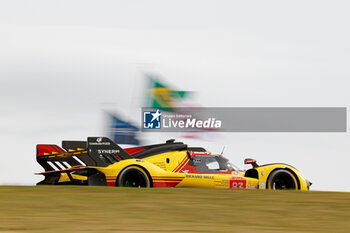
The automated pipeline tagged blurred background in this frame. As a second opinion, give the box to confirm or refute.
[1,0,349,191]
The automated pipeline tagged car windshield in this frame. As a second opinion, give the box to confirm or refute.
[217,156,241,171]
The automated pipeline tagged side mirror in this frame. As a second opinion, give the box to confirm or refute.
[244,158,259,168]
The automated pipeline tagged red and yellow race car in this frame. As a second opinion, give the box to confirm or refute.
[36,137,311,190]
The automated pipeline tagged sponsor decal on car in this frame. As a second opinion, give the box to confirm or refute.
[89,138,111,146]
[260,181,266,189]
[97,149,120,154]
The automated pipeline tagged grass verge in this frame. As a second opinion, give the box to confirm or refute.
[0,186,349,232]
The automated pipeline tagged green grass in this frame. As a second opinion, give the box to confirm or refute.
[0,186,350,232]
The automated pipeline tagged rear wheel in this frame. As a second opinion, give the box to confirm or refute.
[268,169,297,190]
[117,166,150,188]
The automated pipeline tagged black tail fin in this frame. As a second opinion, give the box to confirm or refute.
[87,137,131,165]
[36,137,131,172]
[36,137,132,185]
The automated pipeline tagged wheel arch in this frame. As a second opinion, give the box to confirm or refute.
[266,167,300,190]
[116,164,153,187]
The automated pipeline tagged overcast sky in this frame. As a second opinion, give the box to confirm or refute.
[1,0,349,191]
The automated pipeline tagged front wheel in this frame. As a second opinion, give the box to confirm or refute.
[117,166,151,188]
[267,169,298,190]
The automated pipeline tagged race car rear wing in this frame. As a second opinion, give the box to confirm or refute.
[36,137,131,172]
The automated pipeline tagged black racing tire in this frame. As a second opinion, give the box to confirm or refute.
[117,166,151,188]
[267,169,298,190]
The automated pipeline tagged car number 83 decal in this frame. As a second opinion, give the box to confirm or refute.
[230,179,247,189]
